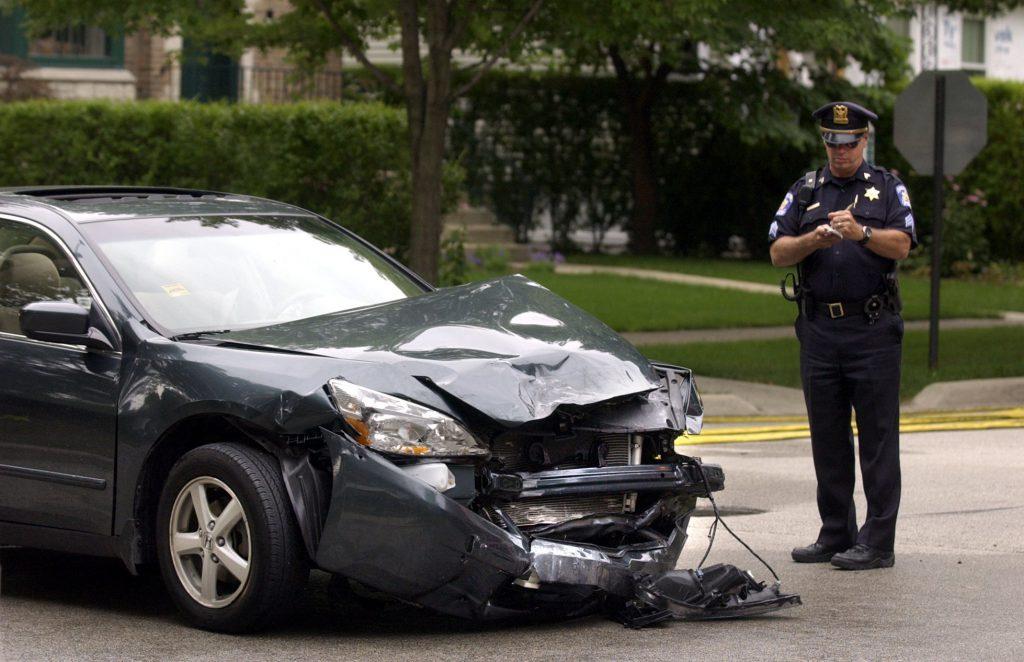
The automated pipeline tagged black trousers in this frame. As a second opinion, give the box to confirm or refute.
[796,310,903,551]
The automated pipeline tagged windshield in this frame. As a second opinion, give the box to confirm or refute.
[81,215,424,335]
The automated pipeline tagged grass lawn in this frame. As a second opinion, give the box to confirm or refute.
[523,270,794,331]
[567,254,1024,318]
[641,326,1024,401]
[475,266,1021,332]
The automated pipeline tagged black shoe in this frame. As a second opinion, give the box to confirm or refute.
[830,544,895,570]
[791,542,845,563]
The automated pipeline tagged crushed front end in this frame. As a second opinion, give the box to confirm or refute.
[312,365,799,624]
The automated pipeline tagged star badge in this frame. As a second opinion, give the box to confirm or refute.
[865,186,880,201]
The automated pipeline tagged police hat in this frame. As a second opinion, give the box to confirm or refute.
[812,101,878,145]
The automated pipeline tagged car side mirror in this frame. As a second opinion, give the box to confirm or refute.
[20,301,115,351]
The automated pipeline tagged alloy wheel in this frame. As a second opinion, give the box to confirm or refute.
[168,476,252,609]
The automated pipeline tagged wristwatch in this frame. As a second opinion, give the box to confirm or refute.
[858,225,872,246]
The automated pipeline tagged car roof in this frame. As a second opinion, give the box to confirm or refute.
[0,186,311,223]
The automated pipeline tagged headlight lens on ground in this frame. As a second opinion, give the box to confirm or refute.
[327,378,487,457]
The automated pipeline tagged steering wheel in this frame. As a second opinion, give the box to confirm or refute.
[273,288,332,320]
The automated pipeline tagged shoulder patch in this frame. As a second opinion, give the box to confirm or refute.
[896,184,912,209]
[775,192,793,217]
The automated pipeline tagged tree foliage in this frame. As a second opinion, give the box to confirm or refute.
[12,0,548,283]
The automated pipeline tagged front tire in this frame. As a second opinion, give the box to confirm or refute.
[156,443,307,632]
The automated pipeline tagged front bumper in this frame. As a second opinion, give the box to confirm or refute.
[314,428,724,620]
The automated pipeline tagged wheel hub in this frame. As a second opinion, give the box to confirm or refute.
[168,476,252,609]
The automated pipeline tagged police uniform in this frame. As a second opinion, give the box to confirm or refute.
[770,102,918,567]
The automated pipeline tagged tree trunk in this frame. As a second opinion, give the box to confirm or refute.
[608,47,669,256]
[625,95,659,254]
[397,0,454,285]
[407,99,450,283]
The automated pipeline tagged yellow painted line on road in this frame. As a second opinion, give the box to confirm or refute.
[705,407,1024,425]
[678,408,1024,446]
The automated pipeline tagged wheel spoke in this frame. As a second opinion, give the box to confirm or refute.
[200,555,219,603]
[172,531,203,556]
[218,545,250,584]
[212,497,243,539]
[190,483,214,527]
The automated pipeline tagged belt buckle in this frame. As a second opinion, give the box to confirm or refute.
[828,302,845,319]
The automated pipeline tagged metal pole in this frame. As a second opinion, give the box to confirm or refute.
[928,73,945,370]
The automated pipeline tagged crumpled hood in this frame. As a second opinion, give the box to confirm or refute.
[220,275,660,425]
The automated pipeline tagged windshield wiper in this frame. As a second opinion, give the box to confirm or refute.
[171,329,235,341]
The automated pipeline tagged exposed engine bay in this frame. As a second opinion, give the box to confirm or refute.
[306,365,799,626]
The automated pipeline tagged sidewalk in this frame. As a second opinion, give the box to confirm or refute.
[622,313,1024,345]
[694,374,1024,418]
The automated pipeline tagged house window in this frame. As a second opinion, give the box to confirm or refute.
[961,17,985,74]
[29,25,113,59]
[0,10,123,68]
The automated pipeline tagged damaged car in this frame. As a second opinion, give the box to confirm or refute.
[0,187,798,631]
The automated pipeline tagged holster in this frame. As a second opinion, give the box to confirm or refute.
[884,273,902,313]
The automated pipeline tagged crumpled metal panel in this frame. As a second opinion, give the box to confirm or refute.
[221,275,662,426]
[316,428,531,615]
[529,516,689,597]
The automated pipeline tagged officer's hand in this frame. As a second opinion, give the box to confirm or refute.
[828,210,864,241]
[810,224,842,249]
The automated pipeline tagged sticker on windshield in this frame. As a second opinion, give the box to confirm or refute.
[162,283,190,297]
[775,192,793,217]
[896,185,912,208]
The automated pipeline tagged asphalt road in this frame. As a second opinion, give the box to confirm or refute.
[1,429,1022,661]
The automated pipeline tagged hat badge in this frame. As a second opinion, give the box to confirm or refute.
[833,104,849,125]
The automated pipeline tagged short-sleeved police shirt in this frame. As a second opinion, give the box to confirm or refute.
[768,160,918,302]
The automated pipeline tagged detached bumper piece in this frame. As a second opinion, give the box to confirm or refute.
[616,564,802,628]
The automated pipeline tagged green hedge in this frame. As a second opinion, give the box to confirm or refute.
[0,100,414,253]
[450,71,836,257]
[452,72,1024,262]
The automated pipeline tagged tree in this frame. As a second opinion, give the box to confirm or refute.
[537,0,918,254]
[13,0,546,283]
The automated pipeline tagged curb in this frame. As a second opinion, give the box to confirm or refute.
[677,407,1024,445]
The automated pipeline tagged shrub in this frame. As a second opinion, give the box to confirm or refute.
[437,227,468,286]
[453,72,1024,263]
[0,100,416,254]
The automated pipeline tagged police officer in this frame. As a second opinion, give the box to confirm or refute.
[769,101,917,570]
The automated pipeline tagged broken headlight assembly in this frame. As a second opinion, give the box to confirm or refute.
[327,378,488,458]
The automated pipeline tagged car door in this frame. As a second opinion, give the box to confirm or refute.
[0,217,120,535]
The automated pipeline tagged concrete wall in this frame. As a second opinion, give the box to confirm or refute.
[21,66,136,100]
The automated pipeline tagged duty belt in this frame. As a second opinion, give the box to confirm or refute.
[812,294,889,321]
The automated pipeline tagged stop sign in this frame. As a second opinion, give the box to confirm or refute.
[894,71,987,176]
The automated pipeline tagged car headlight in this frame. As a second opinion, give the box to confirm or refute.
[327,378,488,457]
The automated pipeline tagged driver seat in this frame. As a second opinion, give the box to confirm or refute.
[0,252,60,335]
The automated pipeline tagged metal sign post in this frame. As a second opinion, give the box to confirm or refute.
[928,74,945,370]
[894,70,986,370]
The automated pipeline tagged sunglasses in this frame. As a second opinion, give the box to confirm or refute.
[824,138,864,150]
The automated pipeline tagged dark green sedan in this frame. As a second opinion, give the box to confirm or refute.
[0,187,796,631]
